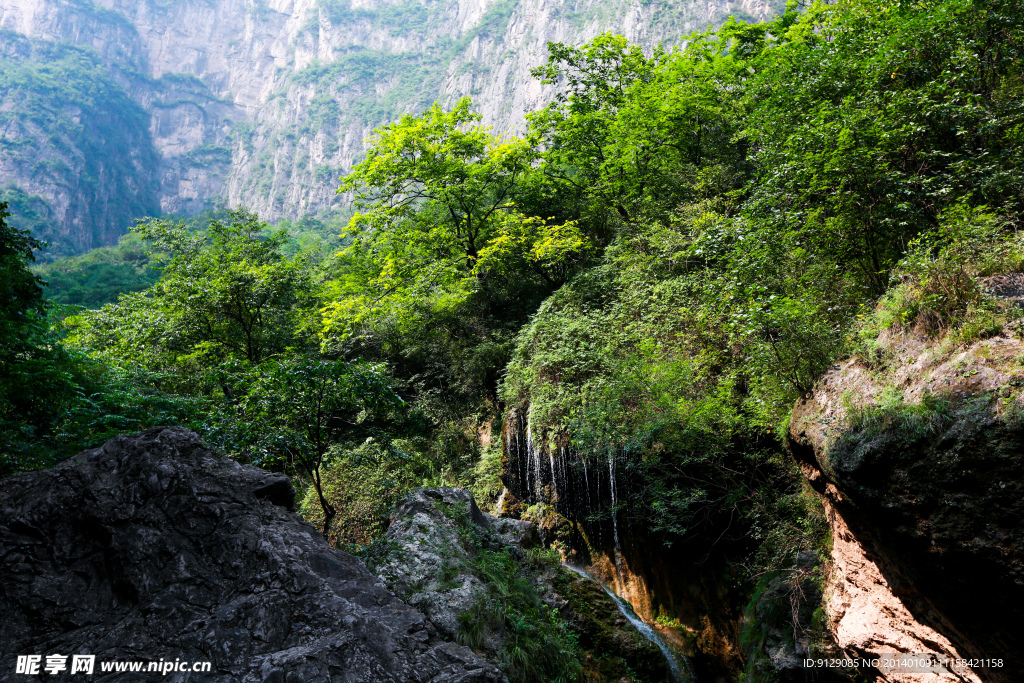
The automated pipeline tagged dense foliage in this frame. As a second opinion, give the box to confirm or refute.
[33,233,160,309]
[3,0,1023,676]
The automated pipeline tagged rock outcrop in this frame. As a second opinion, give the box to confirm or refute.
[372,487,536,641]
[0,427,504,682]
[371,486,673,682]
[789,328,1024,683]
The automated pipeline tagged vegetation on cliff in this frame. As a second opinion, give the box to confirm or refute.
[2,0,1022,678]
[0,31,159,257]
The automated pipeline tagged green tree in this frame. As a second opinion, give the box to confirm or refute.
[322,98,583,401]
[235,358,402,537]
[527,34,663,222]
[0,201,46,350]
[743,0,1024,293]
[0,200,59,467]
[2,203,204,474]
[34,232,160,309]
[69,209,320,395]
[339,97,537,268]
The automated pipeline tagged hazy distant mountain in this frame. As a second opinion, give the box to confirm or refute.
[0,0,779,255]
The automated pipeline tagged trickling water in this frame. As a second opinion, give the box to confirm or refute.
[495,487,508,513]
[550,450,558,501]
[582,457,592,511]
[563,564,695,683]
[526,407,541,500]
[512,410,525,498]
[609,450,624,581]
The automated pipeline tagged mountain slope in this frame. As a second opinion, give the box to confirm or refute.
[0,0,779,254]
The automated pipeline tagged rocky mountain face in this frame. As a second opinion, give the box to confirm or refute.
[789,322,1024,683]
[0,0,779,256]
[0,427,505,682]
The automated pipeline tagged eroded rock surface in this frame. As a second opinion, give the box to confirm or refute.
[789,329,1024,682]
[372,487,670,682]
[0,427,504,682]
[372,488,536,641]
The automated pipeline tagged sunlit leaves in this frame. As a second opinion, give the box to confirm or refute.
[67,209,320,393]
[474,212,591,286]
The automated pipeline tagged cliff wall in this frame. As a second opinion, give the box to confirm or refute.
[0,0,779,253]
[789,325,1024,682]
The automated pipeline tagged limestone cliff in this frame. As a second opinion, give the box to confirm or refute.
[789,323,1024,682]
[0,0,780,254]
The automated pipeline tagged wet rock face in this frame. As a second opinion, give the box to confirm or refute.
[0,427,504,683]
[789,331,1024,682]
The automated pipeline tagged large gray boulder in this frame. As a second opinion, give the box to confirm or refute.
[0,427,504,682]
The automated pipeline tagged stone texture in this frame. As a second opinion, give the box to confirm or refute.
[789,325,1024,683]
[0,427,504,683]
[374,486,670,681]
[372,487,535,641]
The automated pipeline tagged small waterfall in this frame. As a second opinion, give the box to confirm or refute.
[563,564,695,683]
[503,410,694,682]
[582,457,592,511]
[511,409,527,500]
[609,450,624,580]
[526,407,541,500]
[495,487,507,513]
[550,449,558,501]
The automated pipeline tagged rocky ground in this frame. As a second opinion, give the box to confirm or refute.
[369,488,536,642]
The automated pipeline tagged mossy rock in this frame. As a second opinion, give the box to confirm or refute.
[551,567,668,683]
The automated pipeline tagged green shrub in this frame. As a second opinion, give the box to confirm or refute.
[844,390,950,446]
[458,548,583,683]
[299,440,424,547]
[887,205,1020,334]
[438,502,583,683]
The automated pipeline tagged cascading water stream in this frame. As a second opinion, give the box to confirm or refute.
[550,449,558,501]
[526,407,541,499]
[582,458,592,509]
[505,411,693,680]
[608,450,625,581]
[563,564,695,683]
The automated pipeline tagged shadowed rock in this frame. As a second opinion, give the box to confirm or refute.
[790,329,1024,683]
[0,427,505,682]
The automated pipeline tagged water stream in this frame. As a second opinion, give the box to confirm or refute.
[608,450,624,578]
[564,564,695,683]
